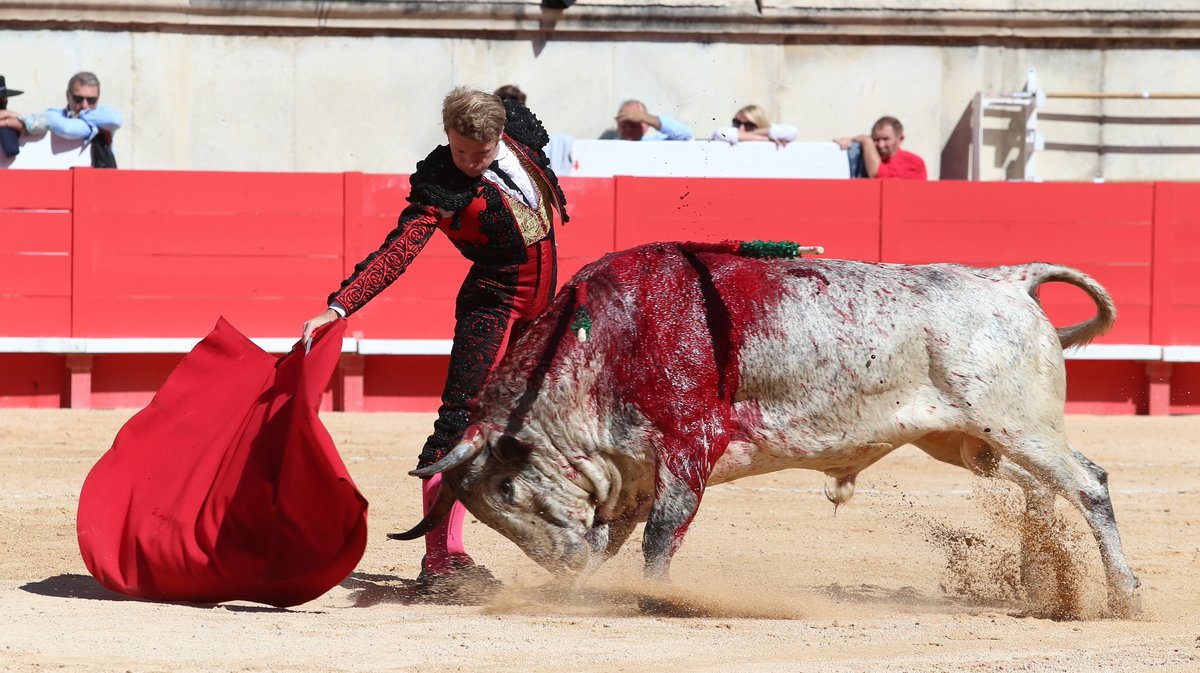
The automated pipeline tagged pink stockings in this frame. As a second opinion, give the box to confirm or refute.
[420,473,471,575]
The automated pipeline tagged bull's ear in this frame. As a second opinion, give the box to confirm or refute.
[492,434,533,466]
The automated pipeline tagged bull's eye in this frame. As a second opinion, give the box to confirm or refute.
[497,477,515,503]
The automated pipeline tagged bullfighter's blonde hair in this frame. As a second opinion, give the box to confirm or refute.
[442,87,507,142]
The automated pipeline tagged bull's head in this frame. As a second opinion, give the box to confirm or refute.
[392,423,601,575]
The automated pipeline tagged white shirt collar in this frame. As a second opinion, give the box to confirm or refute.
[485,140,539,209]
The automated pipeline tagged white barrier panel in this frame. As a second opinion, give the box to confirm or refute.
[0,132,91,169]
[570,139,850,179]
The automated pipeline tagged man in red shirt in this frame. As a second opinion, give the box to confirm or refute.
[836,116,927,180]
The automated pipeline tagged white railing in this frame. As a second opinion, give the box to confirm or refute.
[570,139,850,179]
[0,131,91,169]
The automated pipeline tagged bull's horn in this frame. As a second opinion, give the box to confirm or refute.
[387,481,456,541]
[407,426,487,478]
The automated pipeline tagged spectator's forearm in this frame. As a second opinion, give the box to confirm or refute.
[81,106,123,132]
[768,124,798,144]
[43,110,95,141]
[657,114,693,141]
[861,141,883,177]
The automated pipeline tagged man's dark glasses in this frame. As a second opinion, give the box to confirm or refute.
[72,95,99,105]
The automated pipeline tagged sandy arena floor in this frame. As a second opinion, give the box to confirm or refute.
[1,409,1198,672]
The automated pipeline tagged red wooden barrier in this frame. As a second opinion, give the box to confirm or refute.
[71,170,344,338]
[1063,361,1148,416]
[881,181,1155,345]
[613,177,882,260]
[0,170,73,336]
[556,178,617,285]
[1151,182,1200,345]
[1149,182,1200,413]
[0,354,64,407]
[0,171,73,406]
[1171,364,1200,413]
[2,169,1197,414]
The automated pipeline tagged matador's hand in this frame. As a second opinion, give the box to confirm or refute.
[302,308,340,352]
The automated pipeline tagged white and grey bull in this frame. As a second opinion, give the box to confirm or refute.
[396,240,1140,616]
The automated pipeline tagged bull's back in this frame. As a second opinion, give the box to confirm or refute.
[484,246,1068,480]
[719,258,1067,461]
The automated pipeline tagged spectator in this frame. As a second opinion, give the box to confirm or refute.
[43,71,123,168]
[614,99,693,141]
[711,104,797,147]
[493,84,525,105]
[835,116,926,180]
[0,75,25,158]
[494,83,574,176]
[301,87,569,595]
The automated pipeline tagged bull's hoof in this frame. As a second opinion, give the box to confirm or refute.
[1108,591,1142,619]
[413,563,503,605]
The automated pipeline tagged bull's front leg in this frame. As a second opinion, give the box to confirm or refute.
[642,466,704,581]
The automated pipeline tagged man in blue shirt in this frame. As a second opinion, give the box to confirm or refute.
[44,71,122,168]
[615,99,693,141]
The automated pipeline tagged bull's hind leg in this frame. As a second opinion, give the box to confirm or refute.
[981,447,1065,615]
[913,432,1134,616]
[988,431,1140,617]
[915,433,1055,601]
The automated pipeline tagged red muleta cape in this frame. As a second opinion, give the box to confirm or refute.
[76,317,367,607]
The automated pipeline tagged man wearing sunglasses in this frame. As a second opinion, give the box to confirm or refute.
[43,71,123,168]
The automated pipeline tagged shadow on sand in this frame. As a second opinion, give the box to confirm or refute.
[22,573,138,602]
[339,569,501,607]
[20,574,299,613]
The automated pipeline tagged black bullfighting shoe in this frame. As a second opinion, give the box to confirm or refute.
[413,555,502,604]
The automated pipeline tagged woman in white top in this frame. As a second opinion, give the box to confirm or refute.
[712,104,797,147]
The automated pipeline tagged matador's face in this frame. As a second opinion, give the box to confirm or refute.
[447,128,499,178]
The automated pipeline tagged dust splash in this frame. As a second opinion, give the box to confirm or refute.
[916,479,1098,620]
[481,576,806,620]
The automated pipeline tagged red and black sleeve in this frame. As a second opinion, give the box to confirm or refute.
[327,203,439,315]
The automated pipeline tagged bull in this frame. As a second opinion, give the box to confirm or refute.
[394,240,1140,616]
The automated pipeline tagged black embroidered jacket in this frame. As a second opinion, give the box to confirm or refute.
[329,100,569,314]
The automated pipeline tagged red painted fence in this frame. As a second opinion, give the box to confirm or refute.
[2,169,1198,413]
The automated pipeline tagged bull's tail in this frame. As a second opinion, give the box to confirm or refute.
[981,263,1117,350]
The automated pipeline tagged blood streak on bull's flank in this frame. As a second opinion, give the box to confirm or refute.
[600,242,796,509]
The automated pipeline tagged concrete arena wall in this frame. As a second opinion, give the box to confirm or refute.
[1,1,1199,181]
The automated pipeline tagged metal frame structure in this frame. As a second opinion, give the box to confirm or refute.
[971,68,1200,182]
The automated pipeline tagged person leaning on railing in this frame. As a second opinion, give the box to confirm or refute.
[33,71,123,168]
[834,115,926,180]
[614,99,693,141]
[710,104,797,147]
